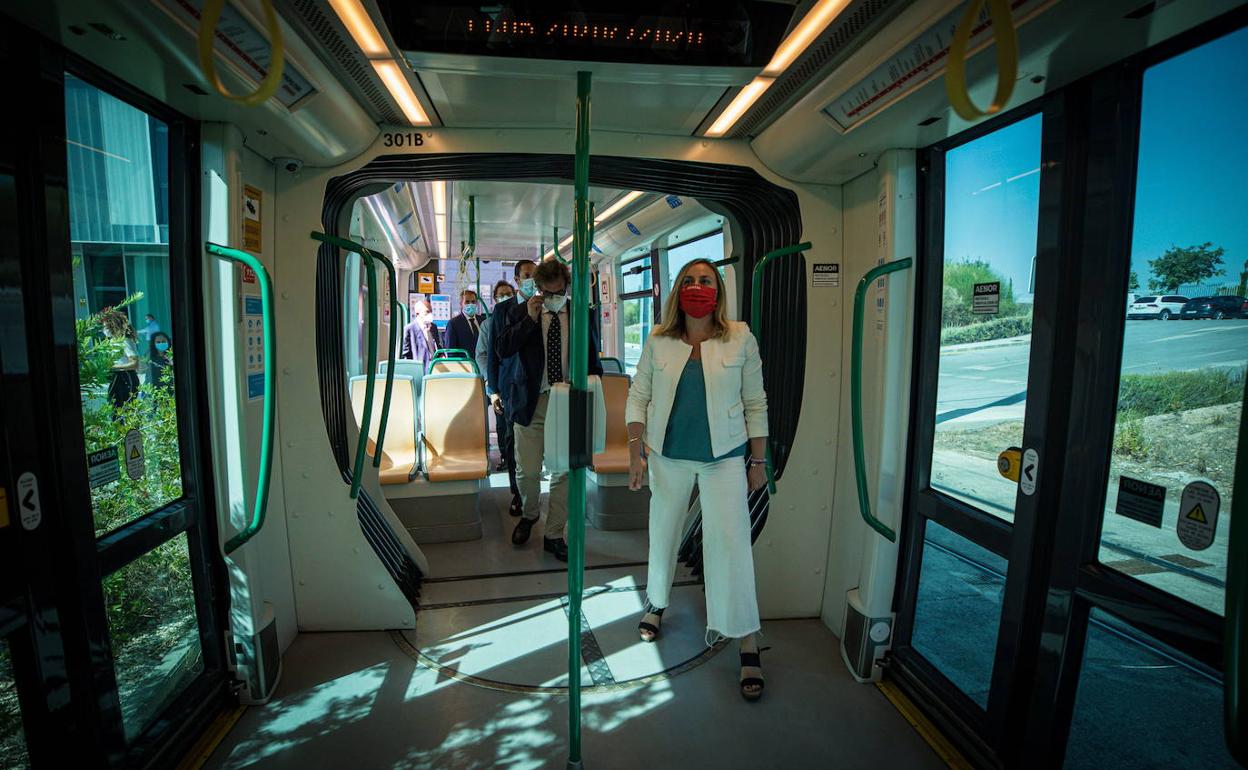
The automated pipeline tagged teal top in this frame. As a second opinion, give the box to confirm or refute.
[662,358,747,462]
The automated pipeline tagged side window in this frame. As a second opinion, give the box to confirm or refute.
[619,255,654,375]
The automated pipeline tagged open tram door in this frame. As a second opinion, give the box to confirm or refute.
[0,24,237,767]
[866,7,1248,768]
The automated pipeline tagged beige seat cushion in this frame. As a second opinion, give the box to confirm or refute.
[421,374,488,482]
[351,375,418,484]
[593,373,632,474]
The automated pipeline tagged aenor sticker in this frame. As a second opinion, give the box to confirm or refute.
[87,447,121,488]
[1176,480,1220,551]
[1115,476,1166,528]
[813,263,840,288]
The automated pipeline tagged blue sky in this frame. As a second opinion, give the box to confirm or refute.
[943,26,1247,297]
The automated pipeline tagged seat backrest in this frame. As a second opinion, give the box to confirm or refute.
[593,373,631,472]
[420,372,486,463]
[349,374,418,455]
[379,359,426,399]
[600,356,624,374]
[429,359,477,375]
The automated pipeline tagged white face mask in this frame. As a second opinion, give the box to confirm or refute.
[543,293,568,313]
[518,278,537,298]
[463,303,478,317]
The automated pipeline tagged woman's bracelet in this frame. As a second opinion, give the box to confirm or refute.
[746,457,767,467]
[628,436,641,444]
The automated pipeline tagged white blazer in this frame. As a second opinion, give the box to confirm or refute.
[625,321,769,459]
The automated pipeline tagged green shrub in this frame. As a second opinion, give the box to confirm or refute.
[940,315,1033,345]
[75,299,197,705]
[1113,412,1148,459]
[1117,368,1244,417]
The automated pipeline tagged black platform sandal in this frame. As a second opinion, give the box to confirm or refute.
[637,604,665,642]
[739,646,771,702]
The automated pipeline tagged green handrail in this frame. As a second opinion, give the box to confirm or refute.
[553,225,566,263]
[851,258,913,542]
[567,68,592,770]
[311,232,382,498]
[205,243,276,555]
[432,347,472,359]
[748,241,811,496]
[311,232,399,471]
[1226,376,1248,764]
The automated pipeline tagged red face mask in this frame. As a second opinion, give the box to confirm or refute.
[679,283,718,319]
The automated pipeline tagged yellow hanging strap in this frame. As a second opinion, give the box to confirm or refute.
[197,0,286,108]
[945,0,1019,120]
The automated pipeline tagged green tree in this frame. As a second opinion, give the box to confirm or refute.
[1128,270,1140,291]
[1147,242,1224,292]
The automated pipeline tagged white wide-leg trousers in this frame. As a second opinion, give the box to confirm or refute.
[645,452,761,640]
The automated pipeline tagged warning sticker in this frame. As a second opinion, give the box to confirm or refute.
[87,447,121,488]
[16,472,41,531]
[243,185,262,253]
[1115,476,1166,528]
[1176,480,1220,551]
[418,272,435,293]
[245,295,265,401]
[125,429,146,481]
[1019,448,1038,495]
[813,263,840,288]
[972,282,1000,315]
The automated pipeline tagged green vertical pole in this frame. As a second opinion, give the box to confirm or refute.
[567,69,591,770]
[554,225,564,262]
[470,195,479,305]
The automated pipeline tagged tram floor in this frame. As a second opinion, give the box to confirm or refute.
[201,470,947,769]
[202,620,947,770]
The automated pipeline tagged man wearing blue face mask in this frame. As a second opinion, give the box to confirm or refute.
[445,288,483,354]
[496,258,603,561]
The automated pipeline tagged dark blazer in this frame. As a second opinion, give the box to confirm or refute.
[444,312,482,356]
[495,299,603,427]
[401,321,442,368]
[486,297,517,398]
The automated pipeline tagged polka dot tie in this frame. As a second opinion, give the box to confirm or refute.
[546,311,563,385]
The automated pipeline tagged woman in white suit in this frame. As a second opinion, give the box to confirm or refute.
[625,258,771,701]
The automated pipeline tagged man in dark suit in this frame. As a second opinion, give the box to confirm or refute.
[401,300,441,369]
[496,259,603,561]
[445,289,483,354]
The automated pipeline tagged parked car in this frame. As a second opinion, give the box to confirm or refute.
[1178,295,1248,320]
[1126,294,1188,319]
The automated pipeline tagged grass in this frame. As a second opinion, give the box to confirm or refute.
[940,315,1032,346]
[1117,368,1244,416]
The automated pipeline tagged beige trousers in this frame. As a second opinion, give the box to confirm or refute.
[513,392,568,539]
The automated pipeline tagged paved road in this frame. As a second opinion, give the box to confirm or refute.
[937,318,1248,423]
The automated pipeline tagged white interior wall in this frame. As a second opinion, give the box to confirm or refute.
[200,124,298,655]
[821,166,878,633]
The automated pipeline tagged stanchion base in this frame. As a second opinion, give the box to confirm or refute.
[566,760,584,770]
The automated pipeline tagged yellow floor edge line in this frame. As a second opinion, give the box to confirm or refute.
[174,704,247,770]
[877,679,975,770]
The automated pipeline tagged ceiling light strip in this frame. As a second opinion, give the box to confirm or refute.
[704,0,852,137]
[327,0,388,57]
[372,60,430,126]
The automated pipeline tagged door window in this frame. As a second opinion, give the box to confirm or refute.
[1099,26,1248,615]
[930,114,1043,522]
[1064,609,1236,768]
[65,73,184,538]
[0,638,26,769]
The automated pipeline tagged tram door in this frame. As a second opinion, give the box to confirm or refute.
[0,27,229,767]
[891,19,1246,769]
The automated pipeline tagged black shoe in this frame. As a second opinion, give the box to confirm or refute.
[512,517,535,545]
[543,537,568,562]
[740,646,771,702]
[508,495,523,517]
[638,604,665,642]
[495,459,509,472]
